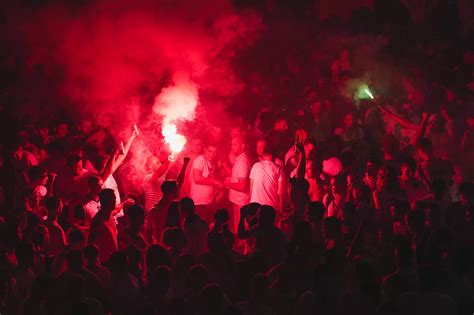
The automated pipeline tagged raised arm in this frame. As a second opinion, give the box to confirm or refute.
[176,157,190,187]
[410,112,429,145]
[379,106,418,130]
[112,128,138,173]
[441,108,454,137]
[99,151,117,182]
[295,142,306,179]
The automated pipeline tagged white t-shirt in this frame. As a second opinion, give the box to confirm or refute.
[249,160,284,210]
[190,155,215,205]
[83,198,100,224]
[103,174,121,205]
[229,152,252,206]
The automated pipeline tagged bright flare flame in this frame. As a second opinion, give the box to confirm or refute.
[364,88,374,99]
[162,123,186,159]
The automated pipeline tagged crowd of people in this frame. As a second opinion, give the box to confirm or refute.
[1,7,474,315]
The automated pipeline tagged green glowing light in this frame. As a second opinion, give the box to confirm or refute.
[364,88,374,99]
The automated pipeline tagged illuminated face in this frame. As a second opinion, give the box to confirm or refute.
[100,115,113,130]
[72,160,83,176]
[274,119,288,131]
[231,138,244,155]
[256,140,266,157]
[158,151,169,164]
[400,164,412,179]
[147,156,160,172]
[80,120,93,135]
[56,123,68,138]
[204,146,217,161]
[230,127,242,138]
[192,139,203,155]
[38,127,49,139]
[295,129,308,143]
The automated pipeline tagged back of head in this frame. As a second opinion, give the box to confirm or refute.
[68,228,87,249]
[67,249,84,272]
[99,188,116,210]
[83,244,99,265]
[162,227,186,249]
[214,208,229,224]
[28,166,47,183]
[66,154,81,168]
[161,180,178,196]
[179,197,195,217]
[87,175,102,190]
[307,201,326,221]
[73,205,86,221]
[258,205,276,226]
[146,244,171,270]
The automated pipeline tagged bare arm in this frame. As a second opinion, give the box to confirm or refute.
[410,113,429,145]
[176,158,190,187]
[441,109,454,137]
[226,178,249,193]
[99,152,117,182]
[379,106,418,130]
[112,131,137,173]
[193,168,220,187]
[295,143,305,179]
[277,180,284,211]
[46,173,57,198]
[238,207,257,239]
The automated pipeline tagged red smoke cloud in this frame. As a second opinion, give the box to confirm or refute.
[6,0,264,194]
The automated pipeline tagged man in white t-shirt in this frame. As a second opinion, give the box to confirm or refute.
[190,143,223,223]
[249,145,284,213]
[224,136,251,232]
